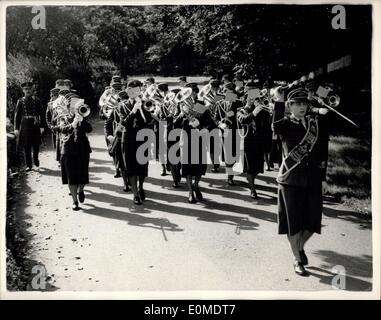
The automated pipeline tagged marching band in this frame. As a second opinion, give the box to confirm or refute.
[14,71,354,276]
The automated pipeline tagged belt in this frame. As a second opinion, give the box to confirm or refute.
[24,116,36,119]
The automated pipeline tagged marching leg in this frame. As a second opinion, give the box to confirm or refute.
[186,175,196,204]
[287,232,307,276]
[121,169,130,192]
[247,173,258,199]
[170,164,180,188]
[138,175,146,201]
[129,175,142,205]
[78,183,86,203]
[69,184,79,210]
[193,174,203,201]
[24,144,33,171]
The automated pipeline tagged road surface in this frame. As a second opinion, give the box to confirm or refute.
[16,118,372,293]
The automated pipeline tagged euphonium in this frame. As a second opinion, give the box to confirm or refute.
[255,92,272,113]
[163,91,178,116]
[198,84,216,107]
[101,92,119,118]
[175,87,200,127]
[52,95,70,122]
[149,87,165,105]
[142,84,156,101]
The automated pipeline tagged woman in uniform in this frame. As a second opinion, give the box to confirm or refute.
[272,87,329,276]
[214,82,242,186]
[237,80,267,199]
[174,83,214,203]
[105,90,130,192]
[51,107,92,211]
[120,80,153,205]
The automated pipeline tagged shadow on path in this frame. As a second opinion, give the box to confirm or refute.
[323,206,372,229]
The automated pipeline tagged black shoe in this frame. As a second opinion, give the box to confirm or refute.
[172,182,180,188]
[123,186,130,192]
[193,186,203,201]
[78,191,85,203]
[26,167,32,172]
[294,261,308,276]
[35,160,40,167]
[188,193,197,204]
[227,177,235,186]
[114,171,121,178]
[266,166,272,171]
[250,189,258,199]
[133,196,142,205]
[299,250,309,266]
[161,171,167,176]
[72,201,79,211]
[211,167,219,173]
[139,189,146,201]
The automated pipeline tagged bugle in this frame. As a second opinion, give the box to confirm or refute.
[310,86,358,128]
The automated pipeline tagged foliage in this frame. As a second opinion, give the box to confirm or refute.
[326,135,371,213]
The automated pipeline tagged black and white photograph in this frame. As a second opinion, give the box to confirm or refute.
[1,0,379,299]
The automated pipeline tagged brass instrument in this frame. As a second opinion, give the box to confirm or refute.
[310,85,358,128]
[254,89,273,114]
[52,95,71,123]
[69,97,91,118]
[163,91,178,117]
[140,84,159,113]
[174,87,200,127]
[101,92,120,118]
[216,100,233,130]
[198,84,220,108]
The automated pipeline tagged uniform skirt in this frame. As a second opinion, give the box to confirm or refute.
[243,136,265,175]
[61,152,90,185]
[122,140,148,177]
[277,183,323,236]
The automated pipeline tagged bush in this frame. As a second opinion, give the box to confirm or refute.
[7,53,57,117]
[326,135,371,213]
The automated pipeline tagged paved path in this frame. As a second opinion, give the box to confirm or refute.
[18,118,372,292]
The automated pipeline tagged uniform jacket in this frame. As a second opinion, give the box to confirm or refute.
[272,101,328,187]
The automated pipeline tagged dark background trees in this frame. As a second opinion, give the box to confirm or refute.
[6,4,371,111]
